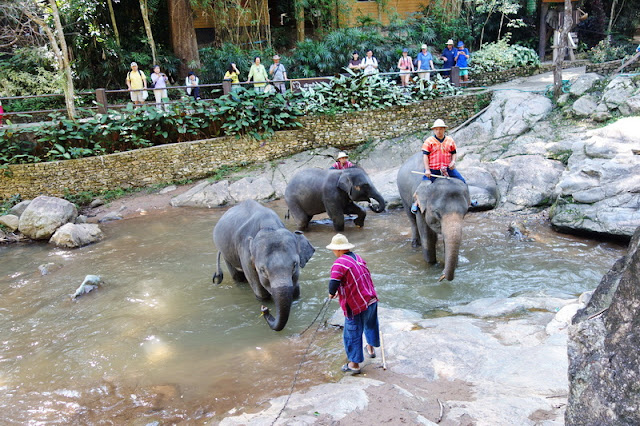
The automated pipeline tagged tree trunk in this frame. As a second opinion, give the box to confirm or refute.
[607,0,618,36]
[295,0,305,43]
[553,0,573,100]
[167,0,200,77]
[139,0,157,65]
[107,0,120,46]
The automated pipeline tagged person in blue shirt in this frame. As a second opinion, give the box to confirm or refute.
[455,41,470,82]
[416,44,435,81]
[440,39,456,77]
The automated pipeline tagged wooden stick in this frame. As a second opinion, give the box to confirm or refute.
[379,329,387,370]
[613,51,640,75]
[410,171,450,179]
[436,398,444,423]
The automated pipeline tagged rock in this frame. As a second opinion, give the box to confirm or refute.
[572,95,598,116]
[601,76,636,109]
[369,168,401,208]
[75,215,87,224]
[0,214,20,232]
[557,93,571,106]
[508,221,533,241]
[8,200,31,217]
[551,117,640,238]
[159,185,177,194]
[18,196,78,240]
[38,262,62,275]
[89,198,105,208]
[487,155,564,211]
[623,93,640,115]
[170,180,231,208]
[569,73,602,97]
[72,274,103,299]
[463,166,498,210]
[49,223,103,248]
[98,212,123,223]
[545,303,581,335]
[449,296,574,318]
[565,226,640,425]
[228,177,275,203]
[591,111,611,122]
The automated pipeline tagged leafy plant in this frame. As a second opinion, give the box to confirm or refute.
[587,39,633,63]
[469,35,539,73]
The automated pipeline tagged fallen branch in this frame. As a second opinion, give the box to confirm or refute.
[613,51,640,75]
[436,398,445,423]
[588,307,609,320]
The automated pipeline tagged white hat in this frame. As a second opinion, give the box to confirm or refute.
[431,119,448,128]
[337,151,349,159]
[421,44,428,50]
[326,234,355,250]
[446,39,454,45]
[130,62,138,67]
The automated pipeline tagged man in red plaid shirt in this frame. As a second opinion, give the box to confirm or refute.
[421,118,466,183]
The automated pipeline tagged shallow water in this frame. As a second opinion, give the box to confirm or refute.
[0,201,625,423]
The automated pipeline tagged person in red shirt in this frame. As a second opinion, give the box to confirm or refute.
[330,152,354,170]
[327,234,379,374]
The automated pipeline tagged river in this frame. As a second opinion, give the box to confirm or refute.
[0,201,624,423]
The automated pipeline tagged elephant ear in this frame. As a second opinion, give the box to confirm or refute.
[337,172,352,195]
[416,182,431,214]
[294,231,315,268]
[247,236,255,263]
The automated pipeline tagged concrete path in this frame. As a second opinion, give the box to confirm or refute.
[490,66,587,93]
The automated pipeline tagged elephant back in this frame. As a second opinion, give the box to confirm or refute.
[397,152,425,206]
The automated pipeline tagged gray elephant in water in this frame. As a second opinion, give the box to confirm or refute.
[397,152,470,281]
[212,200,315,331]
[284,167,386,232]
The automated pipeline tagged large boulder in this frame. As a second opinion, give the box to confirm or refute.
[565,226,640,425]
[49,223,104,248]
[0,214,20,232]
[228,176,275,202]
[600,76,637,110]
[18,196,78,240]
[8,200,31,217]
[463,165,498,209]
[170,180,231,208]
[569,73,602,97]
[551,117,640,238]
[572,95,598,116]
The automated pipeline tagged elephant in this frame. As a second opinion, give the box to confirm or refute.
[212,200,315,331]
[284,166,386,232]
[397,152,470,281]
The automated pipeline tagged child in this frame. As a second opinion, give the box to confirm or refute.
[330,152,354,170]
[455,41,470,82]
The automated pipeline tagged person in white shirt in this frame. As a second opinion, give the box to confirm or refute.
[361,50,379,75]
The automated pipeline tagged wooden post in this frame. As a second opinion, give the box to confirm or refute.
[95,88,108,114]
[222,80,232,95]
[539,2,549,60]
[451,66,461,87]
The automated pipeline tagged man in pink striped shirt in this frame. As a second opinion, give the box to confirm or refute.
[327,234,380,374]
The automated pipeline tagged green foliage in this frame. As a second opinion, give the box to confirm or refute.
[422,2,473,48]
[0,194,22,216]
[587,39,634,63]
[199,43,275,88]
[469,35,539,73]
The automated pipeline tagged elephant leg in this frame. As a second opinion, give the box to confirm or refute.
[345,202,366,228]
[328,206,346,232]
[292,284,300,300]
[402,200,420,247]
[289,202,311,231]
[226,259,246,282]
[425,226,438,264]
[416,213,437,264]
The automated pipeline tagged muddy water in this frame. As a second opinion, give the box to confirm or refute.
[0,201,625,423]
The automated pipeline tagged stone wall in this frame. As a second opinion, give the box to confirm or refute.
[0,93,490,200]
[586,58,640,75]
[469,60,587,87]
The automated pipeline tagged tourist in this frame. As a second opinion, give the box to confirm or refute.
[411,118,466,213]
[247,56,269,92]
[455,41,470,82]
[330,152,354,170]
[361,50,379,75]
[125,62,147,105]
[348,51,362,71]
[269,54,288,94]
[326,233,380,375]
[150,65,169,111]
[440,39,456,77]
[416,44,435,81]
[224,63,241,92]
[185,71,201,100]
[397,48,414,87]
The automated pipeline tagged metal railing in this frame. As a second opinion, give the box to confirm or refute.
[0,66,472,123]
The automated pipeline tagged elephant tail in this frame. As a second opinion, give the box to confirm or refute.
[284,209,290,220]
[212,251,223,284]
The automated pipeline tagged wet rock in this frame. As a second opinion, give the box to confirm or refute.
[18,196,78,240]
[72,274,103,299]
[572,95,598,116]
[89,198,105,208]
[0,214,20,232]
[486,155,564,211]
[98,211,123,223]
[508,220,533,241]
[463,166,498,210]
[449,296,574,317]
[8,200,31,217]
[38,262,62,275]
[551,117,640,238]
[170,180,231,208]
[50,223,103,248]
[159,185,177,194]
[569,73,602,97]
[565,226,640,425]
[228,177,275,203]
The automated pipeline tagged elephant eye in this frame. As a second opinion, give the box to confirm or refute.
[259,266,267,275]
[354,185,361,191]
[292,262,298,272]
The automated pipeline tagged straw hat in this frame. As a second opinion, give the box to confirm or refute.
[446,39,454,45]
[337,151,349,159]
[273,54,281,60]
[326,234,355,250]
[431,119,448,128]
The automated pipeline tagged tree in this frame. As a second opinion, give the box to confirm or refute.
[475,0,526,47]
[107,0,120,46]
[168,0,199,76]
[139,0,157,65]
[22,0,77,119]
[295,0,305,42]
[553,0,573,100]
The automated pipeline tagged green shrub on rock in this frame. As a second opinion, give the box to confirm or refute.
[470,36,539,74]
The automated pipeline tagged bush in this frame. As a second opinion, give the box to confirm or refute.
[469,35,539,73]
[587,39,635,63]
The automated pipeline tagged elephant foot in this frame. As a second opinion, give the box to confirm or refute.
[411,239,421,248]
[212,273,223,284]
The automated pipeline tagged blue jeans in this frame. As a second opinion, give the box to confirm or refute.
[343,302,380,363]
[422,168,466,183]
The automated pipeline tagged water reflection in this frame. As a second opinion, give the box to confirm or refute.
[0,201,624,422]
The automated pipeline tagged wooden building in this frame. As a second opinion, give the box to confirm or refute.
[192,0,271,46]
[342,0,430,26]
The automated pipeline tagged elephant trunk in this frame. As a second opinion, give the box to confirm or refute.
[369,189,386,213]
[441,213,464,281]
[261,284,294,331]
